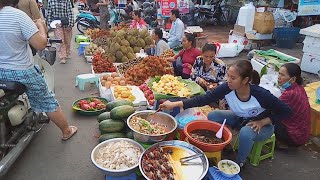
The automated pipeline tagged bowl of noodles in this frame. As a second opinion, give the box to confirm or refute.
[127,110,177,143]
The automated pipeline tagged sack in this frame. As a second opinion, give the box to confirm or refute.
[253,12,275,34]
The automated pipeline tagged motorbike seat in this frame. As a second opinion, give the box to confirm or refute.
[0,81,26,95]
[79,10,92,14]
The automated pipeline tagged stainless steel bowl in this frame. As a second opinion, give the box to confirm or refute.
[139,140,209,180]
[91,138,144,176]
[127,110,178,143]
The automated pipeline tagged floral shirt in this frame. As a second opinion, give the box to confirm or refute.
[191,57,226,84]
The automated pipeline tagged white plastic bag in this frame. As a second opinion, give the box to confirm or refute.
[216,43,244,58]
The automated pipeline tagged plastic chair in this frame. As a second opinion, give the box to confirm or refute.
[75,35,90,44]
[232,134,276,166]
[75,74,99,91]
[78,42,90,55]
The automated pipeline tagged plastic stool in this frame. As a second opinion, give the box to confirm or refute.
[78,42,90,55]
[205,151,222,165]
[75,35,90,44]
[105,172,136,180]
[75,74,99,91]
[233,134,276,166]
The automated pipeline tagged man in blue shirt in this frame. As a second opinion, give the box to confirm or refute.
[168,9,185,48]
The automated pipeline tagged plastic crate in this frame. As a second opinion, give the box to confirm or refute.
[273,27,300,49]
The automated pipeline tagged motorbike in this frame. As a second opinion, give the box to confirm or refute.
[141,1,158,28]
[194,0,228,27]
[0,38,61,178]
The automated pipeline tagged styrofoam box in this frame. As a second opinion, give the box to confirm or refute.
[300,24,320,38]
[228,34,252,50]
[303,36,320,56]
[301,53,320,74]
[111,86,148,108]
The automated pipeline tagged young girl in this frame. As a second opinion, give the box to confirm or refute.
[191,43,226,91]
[160,60,292,167]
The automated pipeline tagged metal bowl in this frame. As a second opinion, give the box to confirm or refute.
[91,138,144,176]
[127,110,177,143]
[139,140,209,180]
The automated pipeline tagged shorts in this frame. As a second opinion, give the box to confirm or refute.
[0,66,59,112]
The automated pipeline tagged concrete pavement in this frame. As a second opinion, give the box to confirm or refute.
[3,25,320,180]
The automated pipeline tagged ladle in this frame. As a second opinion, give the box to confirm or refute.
[215,119,226,139]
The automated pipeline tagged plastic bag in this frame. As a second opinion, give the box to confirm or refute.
[175,108,207,129]
[253,12,275,34]
[216,43,244,58]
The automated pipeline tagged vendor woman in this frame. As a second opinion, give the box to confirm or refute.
[166,33,201,79]
[191,43,226,90]
[275,63,310,147]
[160,60,292,167]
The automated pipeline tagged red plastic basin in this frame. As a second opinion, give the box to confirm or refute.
[184,120,232,152]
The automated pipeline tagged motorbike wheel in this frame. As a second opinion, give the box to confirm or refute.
[77,18,90,34]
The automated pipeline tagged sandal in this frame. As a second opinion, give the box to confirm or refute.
[62,126,78,141]
[60,59,66,64]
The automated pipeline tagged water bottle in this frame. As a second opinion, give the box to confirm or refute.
[236,2,256,32]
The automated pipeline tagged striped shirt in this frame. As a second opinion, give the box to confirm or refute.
[0,6,39,70]
[47,0,74,27]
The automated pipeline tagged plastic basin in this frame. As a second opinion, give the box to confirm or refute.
[184,120,232,152]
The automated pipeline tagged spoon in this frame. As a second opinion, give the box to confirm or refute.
[216,119,226,139]
[146,108,161,119]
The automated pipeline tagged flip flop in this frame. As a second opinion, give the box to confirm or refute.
[62,126,78,141]
[60,59,66,64]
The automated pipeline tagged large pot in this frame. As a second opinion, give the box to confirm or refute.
[127,110,177,144]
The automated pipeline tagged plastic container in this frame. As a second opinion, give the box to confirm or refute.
[175,108,207,140]
[184,120,232,152]
[273,27,300,49]
[236,2,256,32]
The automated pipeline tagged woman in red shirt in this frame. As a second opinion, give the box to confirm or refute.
[276,63,311,147]
[167,33,201,79]
[130,10,147,29]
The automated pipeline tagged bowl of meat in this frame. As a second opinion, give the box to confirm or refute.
[127,110,177,144]
[91,138,144,176]
[184,120,232,152]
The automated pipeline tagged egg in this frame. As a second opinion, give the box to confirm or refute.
[111,72,118,78]
[114,77,121,82]
[105,81,112,89]
[107,77,113,81]
[119,80,126,86]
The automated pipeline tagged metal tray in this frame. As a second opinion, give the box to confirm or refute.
[139,140,209,180]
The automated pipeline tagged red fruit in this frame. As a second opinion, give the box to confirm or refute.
[81,104,91,111]
[146,89,152,96]
[148,94,154,100]
[78,100,89,105]
[149,100,155,106]
[144,91,149,96]
[89,102,96,108]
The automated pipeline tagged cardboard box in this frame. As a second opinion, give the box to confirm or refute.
[301,53,320,74]
[246,31,273,40]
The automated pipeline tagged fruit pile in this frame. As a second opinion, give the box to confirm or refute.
[92,52,116,73]
[160,49,175,59]
[113,86,136,102]
[123,56,173,86]
[76,98,107,111]
[100,73,126,89]
[85,43,104,56]
[139,84,155,106]
[152,75,191,97]
[85,28,110,40]
[97,100,136,142]
[103,28,154,63]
